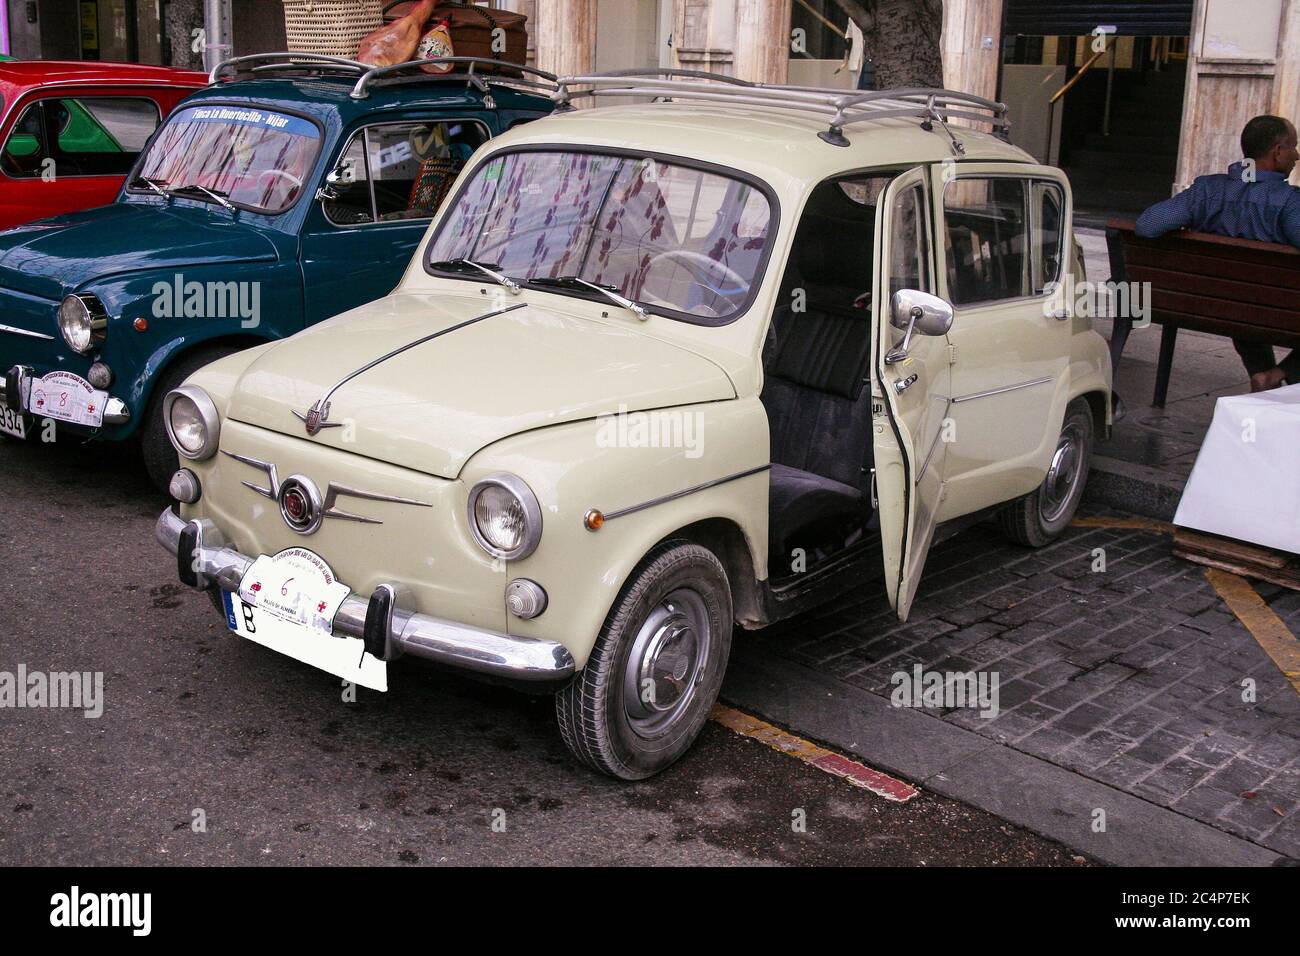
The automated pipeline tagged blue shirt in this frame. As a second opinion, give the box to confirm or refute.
[1135,162,1300,248]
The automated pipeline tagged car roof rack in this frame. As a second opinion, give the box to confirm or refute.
[553,69,1009,152]
[209,53,558,104]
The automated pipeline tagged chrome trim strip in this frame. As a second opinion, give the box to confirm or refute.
[0,324,54,341]
[156,508,574,682]
[951,376,1053,404]
[322,483,433,525]
[599,465,770,523]
[296,301,528,432]
[222,450,279,499]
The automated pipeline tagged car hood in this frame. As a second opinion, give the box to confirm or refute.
[0,203,279,301]
[226,292,737,478]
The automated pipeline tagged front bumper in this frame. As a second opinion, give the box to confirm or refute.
[155,508,576,684]
[5,365,130,426]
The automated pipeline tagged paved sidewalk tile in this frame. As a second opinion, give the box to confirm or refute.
[746,512,1300,858]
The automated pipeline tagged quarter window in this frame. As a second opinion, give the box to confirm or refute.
[1033,181,1065,293]
[323,120,487,226]
[889,183,931,299]
[2,96,160,178]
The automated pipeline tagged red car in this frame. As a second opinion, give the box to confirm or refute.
[0,61,207,230]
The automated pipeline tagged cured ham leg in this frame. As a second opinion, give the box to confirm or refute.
[357,0,438,67]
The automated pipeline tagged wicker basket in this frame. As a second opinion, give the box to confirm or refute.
[282,0,384,58]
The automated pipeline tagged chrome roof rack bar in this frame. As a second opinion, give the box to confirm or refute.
[210,52,369,84]
[553,70,1009,149]
[350,57,559,99]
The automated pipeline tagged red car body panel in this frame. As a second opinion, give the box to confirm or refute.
[0,61,207,230]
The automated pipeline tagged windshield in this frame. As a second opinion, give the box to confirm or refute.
[132,105,322,214]
[426,150,774,323]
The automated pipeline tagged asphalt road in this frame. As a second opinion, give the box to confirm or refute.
[0,433,1087,866]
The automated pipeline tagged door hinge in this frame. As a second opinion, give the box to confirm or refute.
[947,344,958,365]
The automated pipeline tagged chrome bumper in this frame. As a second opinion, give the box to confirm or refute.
[155,508,575,683]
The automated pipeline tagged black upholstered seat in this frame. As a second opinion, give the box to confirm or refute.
[762,183,877,570]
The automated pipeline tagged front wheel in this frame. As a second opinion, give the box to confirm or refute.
[998,397,1094,547]
[555,540,733,780]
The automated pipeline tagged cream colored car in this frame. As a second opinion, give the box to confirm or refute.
[156,74,1112,779]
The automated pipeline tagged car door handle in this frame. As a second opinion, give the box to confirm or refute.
[894,373,918,393]
[1050,309,1070,321]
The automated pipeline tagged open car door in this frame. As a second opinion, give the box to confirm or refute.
[872,165,952,621]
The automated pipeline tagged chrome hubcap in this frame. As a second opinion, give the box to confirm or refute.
[1040,423,1084,523]
[623,588,710,738]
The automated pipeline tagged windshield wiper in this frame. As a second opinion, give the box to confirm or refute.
[530,275,649,321]
[168,184,237,212]
[428,258,521,295]
[130,176,170,198]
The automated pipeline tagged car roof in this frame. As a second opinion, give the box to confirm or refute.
[182,74,554,130]
[0,60,208,90]
[487,101,1037,188]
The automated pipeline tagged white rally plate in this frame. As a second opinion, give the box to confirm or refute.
[0,394,25,439]
[27,371,107,427]
[224,547,387,692]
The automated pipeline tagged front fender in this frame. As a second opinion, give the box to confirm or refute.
[88,261,303,438]
[460,397,770,669]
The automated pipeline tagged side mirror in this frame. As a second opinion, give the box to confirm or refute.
[886,289,953,365]
[315,165,351,202]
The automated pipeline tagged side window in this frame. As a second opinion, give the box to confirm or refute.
[2,97,161,178]
[1032,181,1065,293]
[1,103,45,176]
[889,183,931,299]
[325,121,487,226]
[942,177,1028,305]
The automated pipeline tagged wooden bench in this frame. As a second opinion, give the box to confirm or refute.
[1105,218,1300,406]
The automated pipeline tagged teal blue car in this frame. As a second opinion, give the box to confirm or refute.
[0,54,555,488]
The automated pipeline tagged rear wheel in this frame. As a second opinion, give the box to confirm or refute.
[998,397,1094,547]
[141,346,237,494]
[555,540,732,780]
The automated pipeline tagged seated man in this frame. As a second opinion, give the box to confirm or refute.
[1136,115,1300,391]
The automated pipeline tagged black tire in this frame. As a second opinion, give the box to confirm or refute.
[555,540,733,780]
[141,346,237,494]
[999,397,1094,547]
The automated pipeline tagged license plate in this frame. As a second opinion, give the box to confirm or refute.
[223,547,387,691]
[0,396,25,439]
[27,371,106,428]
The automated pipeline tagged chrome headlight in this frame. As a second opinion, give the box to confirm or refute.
[163,384,220,460]
[58,294,107,354]
[467,473,542,561]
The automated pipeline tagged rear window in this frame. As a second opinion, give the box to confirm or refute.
[1,96,161,178]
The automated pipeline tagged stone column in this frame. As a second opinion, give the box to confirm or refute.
[733,0,790,85]
[535,0,597,77]
[941,0,1003,104]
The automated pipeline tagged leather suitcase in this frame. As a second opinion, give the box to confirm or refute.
[382,2,528,70]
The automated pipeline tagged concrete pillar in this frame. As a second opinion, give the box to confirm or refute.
[733,0,790,84]
[535,0,597,77]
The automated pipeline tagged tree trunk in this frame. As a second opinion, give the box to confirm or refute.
[830,0,944,89]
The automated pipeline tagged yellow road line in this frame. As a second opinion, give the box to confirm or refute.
[711,703,918,802]
[1205,568,1300,697]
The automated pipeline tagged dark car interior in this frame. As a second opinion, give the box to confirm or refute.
[761,176,892,582]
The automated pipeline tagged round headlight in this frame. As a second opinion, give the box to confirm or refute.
[467,473,542,561]
[163,384,220,460]
[58,294,106,354]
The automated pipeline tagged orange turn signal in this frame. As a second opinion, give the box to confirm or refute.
[584,509,604,531]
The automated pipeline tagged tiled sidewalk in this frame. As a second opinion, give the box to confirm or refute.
[747,512,1300,858]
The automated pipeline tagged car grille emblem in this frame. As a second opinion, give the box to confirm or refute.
[221,451,433,534]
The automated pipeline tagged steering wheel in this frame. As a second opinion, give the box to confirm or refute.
[257,169,304,192]
[646,249,748,296]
